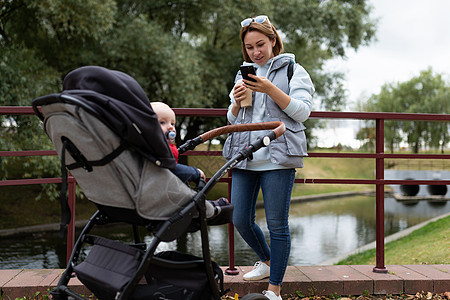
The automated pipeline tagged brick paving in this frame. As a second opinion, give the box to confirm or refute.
[1,265,449,299]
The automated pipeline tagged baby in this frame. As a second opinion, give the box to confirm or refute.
[150,102,230,219]
[151,102,205,182]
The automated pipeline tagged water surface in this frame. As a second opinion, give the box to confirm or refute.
[1,195,448,269]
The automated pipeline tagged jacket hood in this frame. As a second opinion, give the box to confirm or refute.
[242,53,295,69]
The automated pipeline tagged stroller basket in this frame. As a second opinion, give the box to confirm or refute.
[74,235,143,300]
[74,235,223,300]
[136,251,223,300]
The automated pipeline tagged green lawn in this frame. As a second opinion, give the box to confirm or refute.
[337,215,450,265]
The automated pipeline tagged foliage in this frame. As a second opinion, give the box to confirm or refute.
[355,127,375,152]
[359,69,450,153]
[1,0,378,125]
[1,0,378,199]
[0,42,62,198]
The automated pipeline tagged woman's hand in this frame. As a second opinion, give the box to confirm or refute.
[233,83,248,106]
[242,74,273,94]
[243,74,291,110]
[231,82,247,117]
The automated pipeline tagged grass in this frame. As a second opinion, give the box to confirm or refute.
[293,156,376,195]
[336,215,450,265]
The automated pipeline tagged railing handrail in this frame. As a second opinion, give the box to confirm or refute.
[1,106,449,273]
[3,105,450,121]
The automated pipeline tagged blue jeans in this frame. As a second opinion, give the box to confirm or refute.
[231,168,295,286]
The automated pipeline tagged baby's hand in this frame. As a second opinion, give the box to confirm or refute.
[198,168,206,180]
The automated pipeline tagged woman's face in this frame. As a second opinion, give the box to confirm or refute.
[243,30,276,66]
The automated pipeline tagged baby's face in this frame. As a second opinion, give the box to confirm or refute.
[156,107,176,134]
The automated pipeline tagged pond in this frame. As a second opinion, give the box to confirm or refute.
[0,195,449,269]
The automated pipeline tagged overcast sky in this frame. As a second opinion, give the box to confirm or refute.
[315,0,450,147]
[325,0,450,111]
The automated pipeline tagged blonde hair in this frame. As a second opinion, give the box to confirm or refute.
[240,20,284,63]
[151,101,174,116]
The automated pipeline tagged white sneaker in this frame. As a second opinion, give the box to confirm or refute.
[243,261,270,281]
[263,290,282,300]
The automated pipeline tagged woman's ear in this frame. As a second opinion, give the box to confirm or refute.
[271,37,276,48]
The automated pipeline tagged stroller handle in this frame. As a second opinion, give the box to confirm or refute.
[200,121,286,142]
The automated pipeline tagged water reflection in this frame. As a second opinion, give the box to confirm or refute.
[1,196,449,269]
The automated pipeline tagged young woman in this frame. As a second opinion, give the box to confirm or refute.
[223,15,315,300]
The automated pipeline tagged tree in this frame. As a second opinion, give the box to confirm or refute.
[426,89,449,153]
[2,0,377,132]
[364,85,403,153]
[355,126,375,152]
[365,69,450,153]
[1,0,378,197]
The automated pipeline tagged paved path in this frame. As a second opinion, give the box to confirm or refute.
[1,265,449,299]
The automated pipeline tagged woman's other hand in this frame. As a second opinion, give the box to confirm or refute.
[244,74,290,110]
[231,82,247,116]
[233,82,248,106]
[243,74,272,94]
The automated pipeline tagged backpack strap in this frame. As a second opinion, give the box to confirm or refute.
[287,59,295,83]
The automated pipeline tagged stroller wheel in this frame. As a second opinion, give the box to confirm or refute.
[240,293,269,300]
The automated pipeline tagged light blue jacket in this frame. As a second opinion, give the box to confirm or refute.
[223,53,314,169]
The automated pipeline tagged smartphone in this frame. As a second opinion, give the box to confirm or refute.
[239,65,257,82]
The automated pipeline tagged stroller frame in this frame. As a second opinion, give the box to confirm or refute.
[33,91,285,300]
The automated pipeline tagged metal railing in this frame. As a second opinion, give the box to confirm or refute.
[1,106,450,273]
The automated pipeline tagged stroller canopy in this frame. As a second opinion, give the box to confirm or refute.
[35,66,196,220]
[63,66,176,170]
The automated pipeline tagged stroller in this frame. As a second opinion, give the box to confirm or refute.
[32,66,286,300]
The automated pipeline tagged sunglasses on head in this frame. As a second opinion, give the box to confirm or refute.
[241,15,271,27]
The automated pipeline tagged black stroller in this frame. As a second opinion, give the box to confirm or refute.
[32,66,286,300]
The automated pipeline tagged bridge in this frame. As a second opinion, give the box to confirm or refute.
[1,107,449,298]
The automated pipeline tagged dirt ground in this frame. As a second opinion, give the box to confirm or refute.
[222,291,450,300]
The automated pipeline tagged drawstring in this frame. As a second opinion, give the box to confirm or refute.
[261,59,274,108]
[265,59,274,77]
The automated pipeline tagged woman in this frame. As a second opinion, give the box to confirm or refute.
[223,15,314,300]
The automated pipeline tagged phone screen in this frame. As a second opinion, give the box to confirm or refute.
[240,66,257,82]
